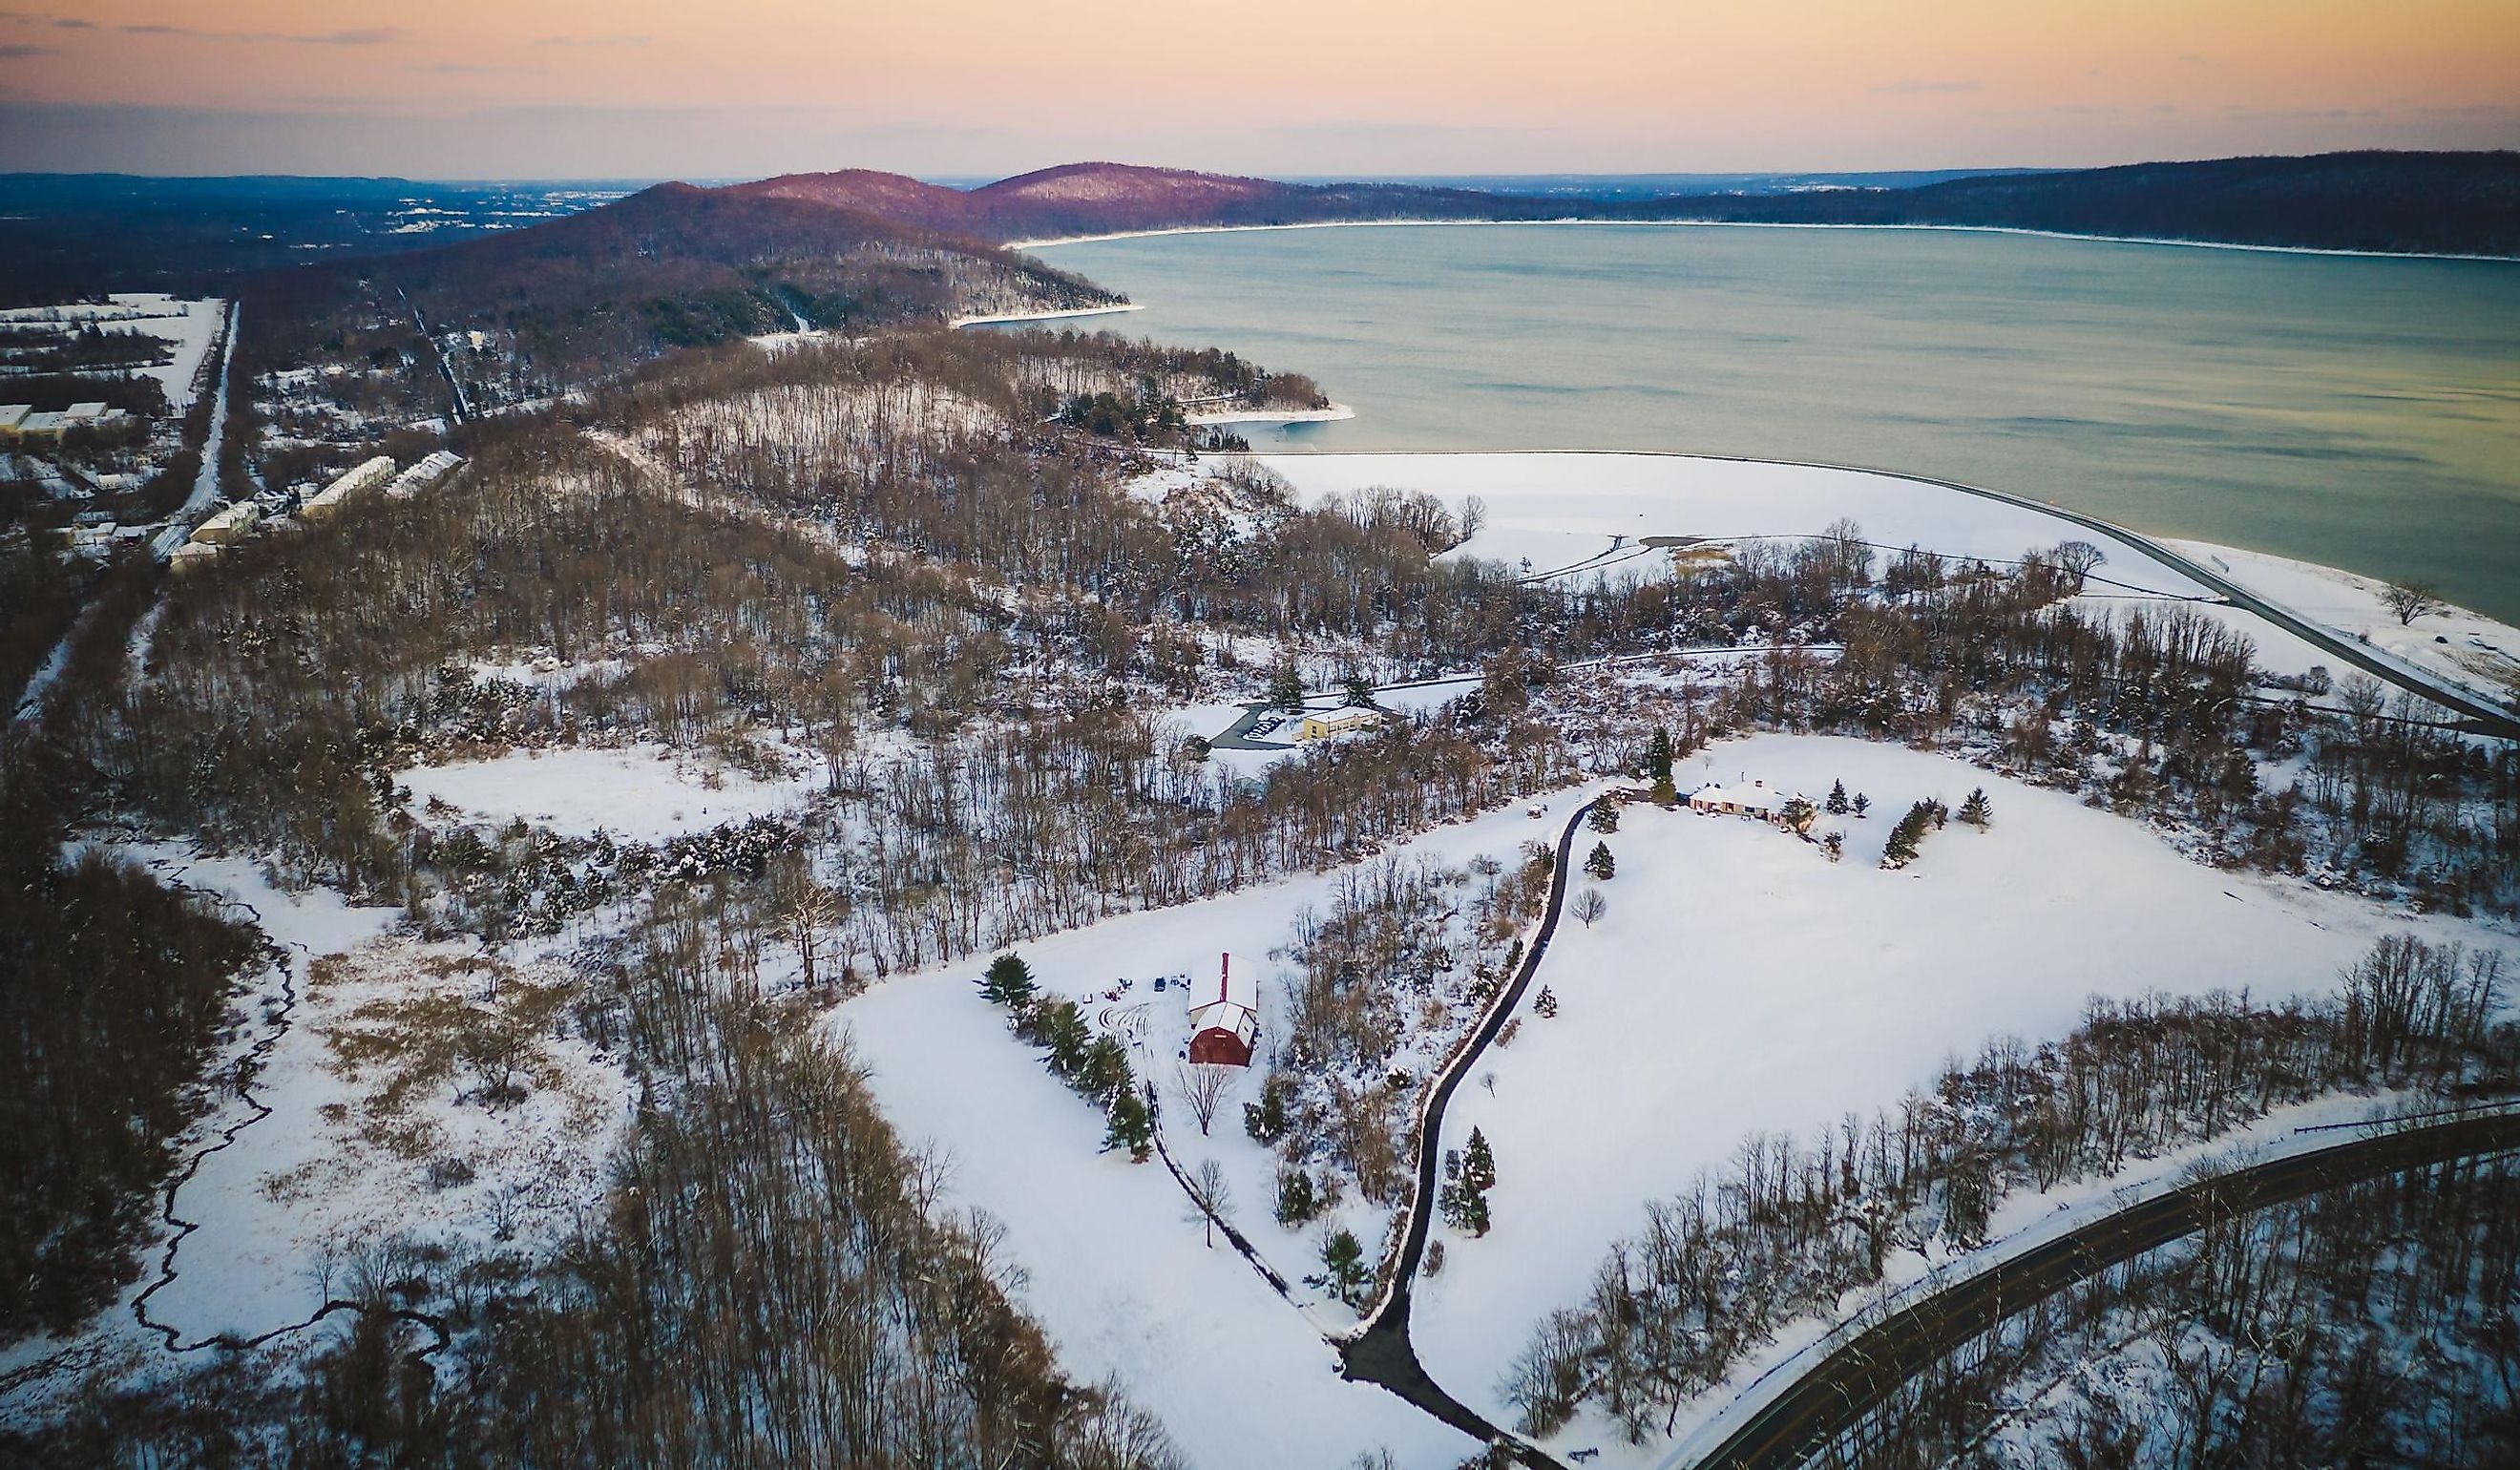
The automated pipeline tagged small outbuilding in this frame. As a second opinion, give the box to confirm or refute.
[1186,952,1259,1066]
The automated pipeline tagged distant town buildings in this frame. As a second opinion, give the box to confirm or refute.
[0,402,135,443]
[299,455,397,520]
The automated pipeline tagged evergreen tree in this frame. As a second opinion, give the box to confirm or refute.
[1342,671,1377,708]
[977,951,1036,1006]
[1462,1126,1497,1196]
[1275,1166,1319,1226]
[1587,800,1620,833]
[1826,779,1850,815]
[1034,999,1091,1079]
[1078,1036,1132,1102]
[1584,841,1616,880]
[1534,985,1559,1018]
[1959,788,1992,828]
[1313,1228,1369,1305]
[1648,726,1674,782]
[1451,1126,1498,1238]
[1268,657,1305,712]
[1822,831,1845,863]
[1880,802,1935,869]
[1244,1074,1291,1144]
[1852,792,1870,817]
[1103,1086,1153,1162]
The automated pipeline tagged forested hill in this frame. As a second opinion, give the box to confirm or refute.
[734,152,2520,257]
[732,160,1530,241]
[1619,152,2520,258]
[239,179,1122,414]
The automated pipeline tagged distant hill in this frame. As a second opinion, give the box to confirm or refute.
[241,180,1120,416]
[1617,152,2520,258]
[734,160,1518,242]
[734,152,2520,257]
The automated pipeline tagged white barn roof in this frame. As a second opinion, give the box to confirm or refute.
[1188,952,1258,1039]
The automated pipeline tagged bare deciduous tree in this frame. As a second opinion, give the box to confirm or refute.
[1571,888,1608,928]
[2054,539,2106,594]
[1176,1062,1232,1136]
[2383,579,2442,626]
[1184,1158,1233,1248]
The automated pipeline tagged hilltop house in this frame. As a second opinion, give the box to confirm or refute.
[1187,953,1259,1066]
[1688,778,1816,833]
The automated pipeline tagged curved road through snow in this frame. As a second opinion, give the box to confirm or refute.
[1338,798,1596,1465]
[1670,1106,2520,1470]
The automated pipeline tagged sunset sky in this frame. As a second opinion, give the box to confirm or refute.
[4,0,2515,178]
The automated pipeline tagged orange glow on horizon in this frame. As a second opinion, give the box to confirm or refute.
[2,0,2513,176]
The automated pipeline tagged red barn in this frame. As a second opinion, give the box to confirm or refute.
[1187,952,1259,1066]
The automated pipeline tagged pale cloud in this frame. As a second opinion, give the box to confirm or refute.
[1872,79,1982,94]
[118,21,403,45]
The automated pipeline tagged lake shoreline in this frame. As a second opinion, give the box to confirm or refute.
[1015,216,2520,264]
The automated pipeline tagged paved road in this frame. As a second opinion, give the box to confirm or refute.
[1685,451,2520,741]
[1673,1107,2520,1470]
[1338,799,1596,1466]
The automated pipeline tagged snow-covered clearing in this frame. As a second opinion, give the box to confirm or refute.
[2173,536,2520,705]
[0,294,227,412]
[49,845,628,1354]
[835,794,1610,1469]
[400,743,817,843]
[1405,733,2510,1448]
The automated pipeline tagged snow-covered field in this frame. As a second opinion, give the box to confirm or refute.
[0,294,227,412]
[835,794,1608,1469]
[1407,733,2509,1448]
[400,743,818,842]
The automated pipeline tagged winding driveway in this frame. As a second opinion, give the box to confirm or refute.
[1336,798,1596,1465]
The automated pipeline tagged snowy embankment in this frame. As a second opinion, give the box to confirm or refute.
[399,743,819,844]
[1248,452,2425,690]
[1189,402,1357,428]
[948,303,1145,328]
[2170,537,2520,706]
[835,795,1616,1469]
[1402,733,2509,1456]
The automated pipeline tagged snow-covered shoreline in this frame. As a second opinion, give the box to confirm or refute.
[948,302,1144,328]
[1187,401,1355,427]
[1013,215,2520,262]
[1242,450,2515,716]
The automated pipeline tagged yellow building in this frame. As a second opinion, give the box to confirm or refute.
[1294,707,1382,742]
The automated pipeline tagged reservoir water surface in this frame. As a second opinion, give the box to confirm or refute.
[1027,224,2520,620]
